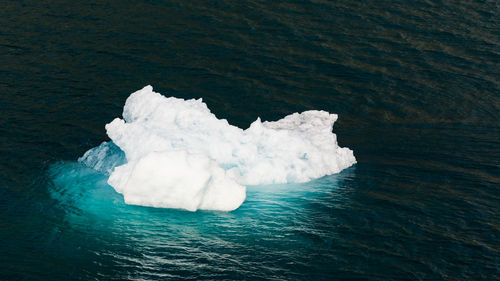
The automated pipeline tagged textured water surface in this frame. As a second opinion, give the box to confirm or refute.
[0,0,499,280]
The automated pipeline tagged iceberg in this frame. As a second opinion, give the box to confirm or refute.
[79,86,356,211]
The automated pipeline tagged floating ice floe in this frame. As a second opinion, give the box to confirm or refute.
[79,86,356,211]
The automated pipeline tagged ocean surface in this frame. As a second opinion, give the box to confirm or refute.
[1,0,499,280]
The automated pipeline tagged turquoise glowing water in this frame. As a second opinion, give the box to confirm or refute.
[1,0,499,280]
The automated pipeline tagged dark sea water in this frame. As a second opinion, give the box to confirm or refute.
[1,0,499,280]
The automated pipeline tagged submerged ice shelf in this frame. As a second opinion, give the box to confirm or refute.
[79,86,356,211]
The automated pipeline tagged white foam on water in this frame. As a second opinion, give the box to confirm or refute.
[79,86,356,211]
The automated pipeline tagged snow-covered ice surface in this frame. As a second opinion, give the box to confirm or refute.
[79,86,356,211]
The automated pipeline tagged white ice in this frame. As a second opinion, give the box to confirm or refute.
[79,85,356,211]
